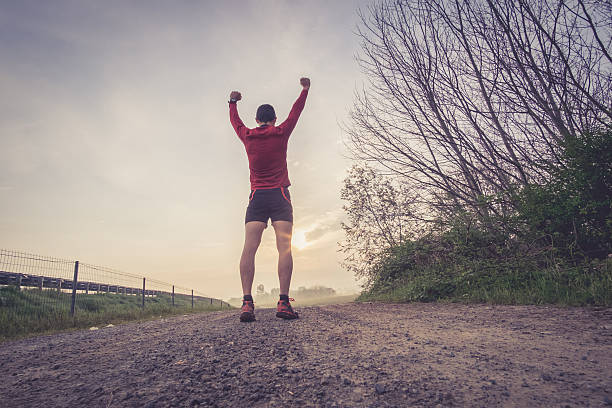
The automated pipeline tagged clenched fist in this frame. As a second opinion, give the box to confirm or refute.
[300,77,310,90]
[229,91,242,101]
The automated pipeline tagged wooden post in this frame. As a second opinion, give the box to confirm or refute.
[172,285,175,307]
[57,278,62,293]
[70,261,79,316]
[191,290,194,309]
[210,298,212,305]
[142,278,145,308]
[85,281,89,294]
[39,276,43,291]
[17,274,22,291]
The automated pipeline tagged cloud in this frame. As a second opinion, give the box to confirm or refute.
[305,224,331,241]
[302,209,345,244]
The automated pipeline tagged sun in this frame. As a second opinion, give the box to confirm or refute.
[292,229,310,250]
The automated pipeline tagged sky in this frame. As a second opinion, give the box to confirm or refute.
[0,0,372,300]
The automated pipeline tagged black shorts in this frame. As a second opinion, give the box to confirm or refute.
[245,187,293,225]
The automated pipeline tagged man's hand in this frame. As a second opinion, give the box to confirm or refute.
[229,91,242,101]
[300,77,310,90]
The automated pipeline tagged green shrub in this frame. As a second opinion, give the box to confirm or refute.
[516,130,612,259]
[357,130,611,306]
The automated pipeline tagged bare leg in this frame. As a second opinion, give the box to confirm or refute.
[240,221,266,296]
[272,220,293,295]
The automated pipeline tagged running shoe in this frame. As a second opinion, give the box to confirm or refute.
[276,298,299,319]
[240,300,256,322]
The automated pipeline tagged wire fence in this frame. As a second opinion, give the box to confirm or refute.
[0,249,230,339]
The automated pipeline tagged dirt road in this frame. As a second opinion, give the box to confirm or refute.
[1,302,610,407]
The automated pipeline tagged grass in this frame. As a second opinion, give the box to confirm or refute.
[0,287,230,342]
[357,258,612,306]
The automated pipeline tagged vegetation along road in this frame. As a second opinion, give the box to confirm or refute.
[1,302,610,407]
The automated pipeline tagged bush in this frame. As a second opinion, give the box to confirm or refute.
[516,130,612,259]
[360,226,612,306]
[351,130,611,306]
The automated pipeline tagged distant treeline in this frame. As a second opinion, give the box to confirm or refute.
[228,285,337,306]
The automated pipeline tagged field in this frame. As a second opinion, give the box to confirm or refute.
[0,286,227,341]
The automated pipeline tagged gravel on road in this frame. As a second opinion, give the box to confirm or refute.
[1,302,610,407]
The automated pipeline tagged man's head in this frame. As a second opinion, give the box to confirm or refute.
[256,104,276,125]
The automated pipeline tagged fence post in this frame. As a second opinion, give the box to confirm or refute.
[191,290,194,309]
[85,281,89,294]
[39,276,43,291]
[17,274,22,291]
[172,285,175,307]
[142,278,146,308]
[70,261,79,316]
[57,278,61,293]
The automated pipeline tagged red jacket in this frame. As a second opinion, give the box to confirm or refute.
[229,89,308,189]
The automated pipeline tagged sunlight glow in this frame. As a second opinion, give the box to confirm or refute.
[292,229,310,250]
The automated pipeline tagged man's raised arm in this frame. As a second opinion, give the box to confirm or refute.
[278,77,310,136]
[228,90,247,140]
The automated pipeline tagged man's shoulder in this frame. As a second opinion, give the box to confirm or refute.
[246,126,283,137]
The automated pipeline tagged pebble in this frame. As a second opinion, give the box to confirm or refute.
[1,302,610,407]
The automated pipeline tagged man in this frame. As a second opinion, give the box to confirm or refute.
[228,77,310,322]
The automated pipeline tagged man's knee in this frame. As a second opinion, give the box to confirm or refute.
[276,242,292,254]
[269,220,291,253]
[244,235,262,249]
[276,234,292,253]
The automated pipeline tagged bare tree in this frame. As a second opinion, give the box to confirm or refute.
[340,164,421,287]
[347,0,611,220]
